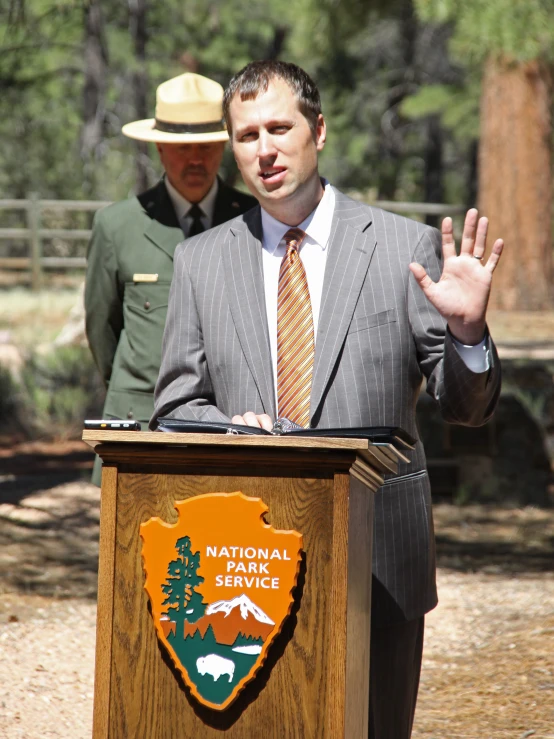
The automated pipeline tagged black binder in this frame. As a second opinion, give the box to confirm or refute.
[156,417,415,449]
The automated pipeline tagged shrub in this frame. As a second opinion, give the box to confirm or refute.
[0,363,24,437]
[17,345,104,440]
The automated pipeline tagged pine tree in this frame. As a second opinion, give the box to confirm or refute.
[162,536,206,637]
[414,0,554,310]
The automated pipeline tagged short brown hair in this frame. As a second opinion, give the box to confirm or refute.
[223,60,322,138]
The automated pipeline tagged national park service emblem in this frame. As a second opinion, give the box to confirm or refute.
[140,492,303,710]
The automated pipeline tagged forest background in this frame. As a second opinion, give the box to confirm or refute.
[1,0,553,312]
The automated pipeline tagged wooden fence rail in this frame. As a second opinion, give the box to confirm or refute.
[0,195,111,290]
[0,195,466,291]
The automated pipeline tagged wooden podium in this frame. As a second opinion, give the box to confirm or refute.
[83,430,402,739]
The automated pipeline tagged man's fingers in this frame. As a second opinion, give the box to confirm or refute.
[242,411,262,428]
[234,411,274,431]
[485,238,504,274]
[473,217,488,259]
[409,262,435,292]
[257,414,274,432]
[460,208,479,255]
[441,217,456,259]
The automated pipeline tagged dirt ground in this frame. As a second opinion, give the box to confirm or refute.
[0,448,553,738]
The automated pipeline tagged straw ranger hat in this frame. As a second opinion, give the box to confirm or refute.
[122,72,229,144]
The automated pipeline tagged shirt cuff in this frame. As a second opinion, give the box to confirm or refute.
[450,335,490,373]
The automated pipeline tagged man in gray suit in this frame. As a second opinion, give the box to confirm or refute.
[152,61,503,737]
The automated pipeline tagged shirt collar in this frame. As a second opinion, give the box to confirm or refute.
[260,179,335,255]
[164,175,219,224]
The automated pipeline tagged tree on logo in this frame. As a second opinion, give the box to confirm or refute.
[162,536,206,635]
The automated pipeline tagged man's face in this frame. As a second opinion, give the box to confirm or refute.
[156,141,226,203]
[229,77,326,221]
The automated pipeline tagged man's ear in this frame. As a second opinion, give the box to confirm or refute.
[315,114,326,151]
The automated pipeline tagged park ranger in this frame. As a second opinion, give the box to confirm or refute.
[85,72,255,484]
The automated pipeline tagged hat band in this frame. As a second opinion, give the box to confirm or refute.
[155,118,226,134]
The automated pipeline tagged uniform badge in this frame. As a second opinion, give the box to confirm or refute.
[140,492,303,710]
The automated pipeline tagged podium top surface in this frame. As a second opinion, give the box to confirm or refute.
[84,429,377,451]
[82,430,408,473]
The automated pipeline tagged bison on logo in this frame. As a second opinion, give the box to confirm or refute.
[140,492,303,710]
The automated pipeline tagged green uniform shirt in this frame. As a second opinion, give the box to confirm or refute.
[85,178,256,483]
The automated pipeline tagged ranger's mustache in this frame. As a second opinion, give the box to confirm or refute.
[183,165,208,175]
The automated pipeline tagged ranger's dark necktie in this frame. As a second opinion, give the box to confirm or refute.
[187,204,205,237]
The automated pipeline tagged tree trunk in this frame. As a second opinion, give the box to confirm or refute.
[81,0,108,160]
[377,0,417,200]
[129,0,149,193]
[266,27,287,60]
[466,139,478,211]
[479,56,553,310]
[424,115,444,228]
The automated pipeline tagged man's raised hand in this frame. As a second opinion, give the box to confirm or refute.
[409,208,504,345]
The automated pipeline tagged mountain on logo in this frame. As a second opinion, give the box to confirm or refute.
[184,594,275,646]
[207,594,275,624]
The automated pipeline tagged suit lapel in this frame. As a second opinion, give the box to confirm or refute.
[310,190,377,421]
[139,180,183,260]
[222,208,276,417]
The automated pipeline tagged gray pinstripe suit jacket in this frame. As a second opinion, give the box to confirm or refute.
[152,187,501,626]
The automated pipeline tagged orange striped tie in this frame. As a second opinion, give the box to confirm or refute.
[277,228,314,428]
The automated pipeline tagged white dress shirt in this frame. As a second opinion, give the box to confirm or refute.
[260,181,488,399]
[165,176,219,235]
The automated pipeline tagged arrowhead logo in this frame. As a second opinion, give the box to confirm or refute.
[140,492,303,710]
